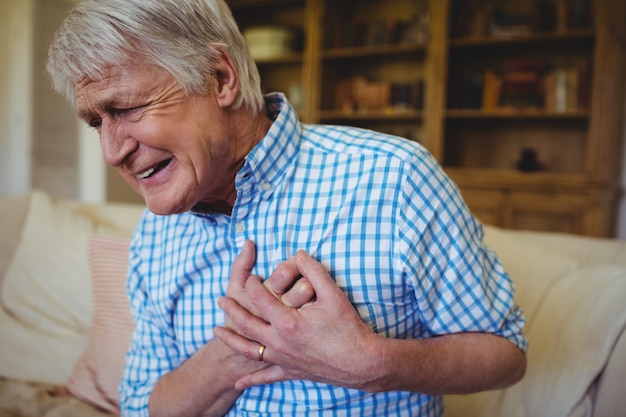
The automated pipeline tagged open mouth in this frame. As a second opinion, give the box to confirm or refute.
[136,159,171,179]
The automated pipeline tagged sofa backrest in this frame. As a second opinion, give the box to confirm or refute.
[0,190,145,288]
[0,193,31,279]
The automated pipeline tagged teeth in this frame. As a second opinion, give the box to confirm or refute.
[136,159,170,180]
[137,167,156,179]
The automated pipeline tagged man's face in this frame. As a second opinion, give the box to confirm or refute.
[75,63,237,215]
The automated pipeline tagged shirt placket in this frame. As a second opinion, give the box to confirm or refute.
[231,165,257,251]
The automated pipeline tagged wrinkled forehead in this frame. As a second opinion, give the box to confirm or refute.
[74,63,176,116]
[73,66,127,116]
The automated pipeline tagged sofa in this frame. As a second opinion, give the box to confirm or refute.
[0,189,625,417]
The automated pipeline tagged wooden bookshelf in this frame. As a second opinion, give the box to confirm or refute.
[228,0,626,237]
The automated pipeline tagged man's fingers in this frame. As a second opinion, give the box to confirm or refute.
[280,278,315,308]
[234,365,287,390]
[218,295,269,340]
[229,240,256,291]
[264,257,300,297]
[293,250,342,301]
[213,325,268,363]
[245,276,295,325]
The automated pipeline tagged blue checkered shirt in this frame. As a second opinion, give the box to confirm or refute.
[120,93,527,416]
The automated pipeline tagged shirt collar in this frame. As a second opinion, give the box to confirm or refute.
[238,92,302,187]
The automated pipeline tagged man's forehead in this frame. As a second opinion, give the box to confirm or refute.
[74,65,154,111]
[75,76,127,115]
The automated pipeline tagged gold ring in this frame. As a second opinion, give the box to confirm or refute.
[258,343,266,362]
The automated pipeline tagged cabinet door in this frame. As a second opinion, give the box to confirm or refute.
[460,187,615,236]
[503,190,615,236]
[442,0,626,237]
[501,191,589,234]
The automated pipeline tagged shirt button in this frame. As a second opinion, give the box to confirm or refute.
[235,222,246,233]
[260,181,272,191]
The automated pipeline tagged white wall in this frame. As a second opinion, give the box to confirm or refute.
[78,123,106,203]
[0,0,33,195]
[0,0,105,202]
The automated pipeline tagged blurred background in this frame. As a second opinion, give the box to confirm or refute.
[2,0,626,238]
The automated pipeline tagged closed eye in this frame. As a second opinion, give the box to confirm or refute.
[112,105,143,114]
[79,103,149,130]
[108,104,148,121]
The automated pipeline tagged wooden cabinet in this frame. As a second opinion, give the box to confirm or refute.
[228,0,626,237]
[440,0,626,237]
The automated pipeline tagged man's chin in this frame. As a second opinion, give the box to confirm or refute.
[144,196,187,216]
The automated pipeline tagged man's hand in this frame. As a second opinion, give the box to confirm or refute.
[147,241,318,417]
[214,249,383,391]
[225,241,315,327]
[218,243,526,396]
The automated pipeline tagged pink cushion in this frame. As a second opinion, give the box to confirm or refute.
[66,234,134,414]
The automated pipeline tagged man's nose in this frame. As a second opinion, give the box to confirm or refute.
[99,119,137,167]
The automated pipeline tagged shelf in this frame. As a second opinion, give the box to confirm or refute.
[254,53,304,65]
[319,109,422,122]
[323,43,426,60]
[445,168,589,190]
[227,0,305,11]
[450,29,595,48]
[446,109,589,119]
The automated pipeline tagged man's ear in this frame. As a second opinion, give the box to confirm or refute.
[211,46,240,109]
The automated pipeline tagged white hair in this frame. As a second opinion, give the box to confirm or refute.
[47,0,264,112]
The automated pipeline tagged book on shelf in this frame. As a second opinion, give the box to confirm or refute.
[534,0,558,32]
[489,8,533,38]
[451,4,491,39]
[463,59,546,111]
[569,0,592,29]
[451,0,592,40]
[327,11,428,49]
[532,0,590,33]
[455,57,592,112]
[556,0,592,31]
[452,69,484,109]
[544,60,591,112]
[482,70,503,111]
[499,59,546,109]
[335,77,423,114]
[452,4,533,39]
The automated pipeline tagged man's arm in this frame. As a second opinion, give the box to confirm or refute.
[148,338,251,417]
[214,249,526,394]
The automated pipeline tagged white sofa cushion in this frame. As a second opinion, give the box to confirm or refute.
[0,191,127,384]
[0,193,30,282]
[2,191,95,332]
[517,264,626,416]
[445,227,626,417]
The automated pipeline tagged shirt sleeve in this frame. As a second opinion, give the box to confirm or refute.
[119,216,182,416]
[395,150,528,352]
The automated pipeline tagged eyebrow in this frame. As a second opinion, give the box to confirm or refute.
[77,95,123,120]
